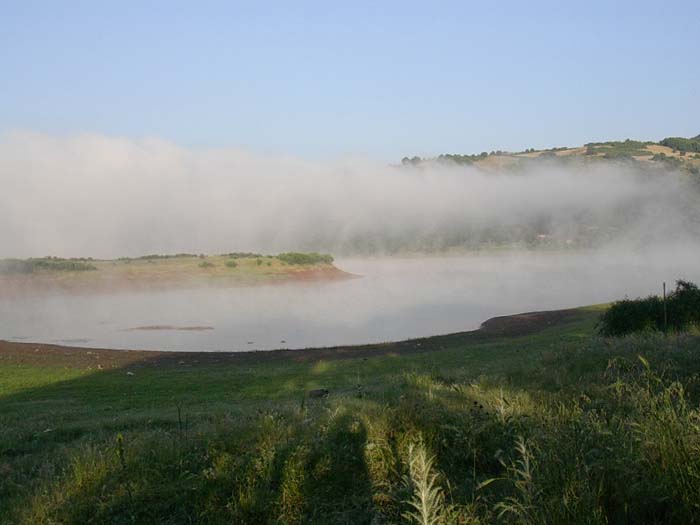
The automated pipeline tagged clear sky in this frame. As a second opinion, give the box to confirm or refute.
[2,0,699,160]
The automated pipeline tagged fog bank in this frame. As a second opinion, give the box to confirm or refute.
[1,132,698,258]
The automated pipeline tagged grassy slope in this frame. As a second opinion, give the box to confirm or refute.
[2,306,700,523]
[433,141,700,173]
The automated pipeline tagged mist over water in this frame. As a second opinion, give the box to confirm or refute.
[2,132,700,350]
[2,250,699,351]
[1,132,698,258]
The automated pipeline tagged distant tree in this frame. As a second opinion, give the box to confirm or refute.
[660,136,700,153]
[401,156,422,166]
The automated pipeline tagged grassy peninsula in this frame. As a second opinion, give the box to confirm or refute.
[0,252,347,296]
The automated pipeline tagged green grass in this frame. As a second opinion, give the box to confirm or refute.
[2,306,700,523]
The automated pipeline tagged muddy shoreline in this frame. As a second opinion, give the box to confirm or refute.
[0,308,579,369]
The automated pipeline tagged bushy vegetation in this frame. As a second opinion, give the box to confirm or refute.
[398,135,700,173]
[584,139,654,158]
[225,260,238,268]
[0,257,97,274]
[660,135,700,153]
[222,252,263,259]
[198,260,215,268]
[598,280,700,336]
[436,152,489,165]
[117,253,198,261]
[277,252,334,265]
[401,156,423,166]
[3,310,700,523]
[0,259,33,274]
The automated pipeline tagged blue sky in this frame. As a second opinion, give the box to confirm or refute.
[2,0,699,160]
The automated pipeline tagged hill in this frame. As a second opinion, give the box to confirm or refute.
[402,133,700,175]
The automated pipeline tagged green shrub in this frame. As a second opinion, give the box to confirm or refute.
[584,139,653,158]
[198,261,215,268]
[598,296,664,336]
[225,260,238,269]
[276,252,334,265]
[660,135,700,153]
[0,257,97,274]
[0,259,33,274]
[223,252,263,259]
[599,280,700,336]
[118,253,196,261]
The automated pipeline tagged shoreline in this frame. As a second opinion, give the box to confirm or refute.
[0,264,356,298]
[0,307,582,369]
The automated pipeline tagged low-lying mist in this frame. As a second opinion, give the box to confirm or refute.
[1,132,698,259]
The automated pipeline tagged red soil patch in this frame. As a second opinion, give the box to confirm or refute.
[0,265,356,298]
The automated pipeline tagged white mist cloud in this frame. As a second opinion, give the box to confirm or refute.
[0,131,697,258]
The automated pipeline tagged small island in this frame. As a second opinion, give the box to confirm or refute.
[0,252,351,296]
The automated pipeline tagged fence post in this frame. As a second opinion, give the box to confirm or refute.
[663,281,668,334]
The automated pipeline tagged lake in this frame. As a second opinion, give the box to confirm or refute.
[1,249,698,351]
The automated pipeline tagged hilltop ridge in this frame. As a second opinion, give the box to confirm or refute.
[402,133,700,175]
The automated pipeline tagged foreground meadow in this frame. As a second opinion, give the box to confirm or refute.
[1,306,700,524]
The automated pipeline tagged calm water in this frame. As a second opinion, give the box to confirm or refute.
[1,250,698,351]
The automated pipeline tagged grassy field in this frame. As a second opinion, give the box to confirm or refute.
[2,306,700,523]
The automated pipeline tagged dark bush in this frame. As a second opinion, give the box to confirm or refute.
[670,280,700,328]
[598,296,664,336]
[225,260,238,268]
[0,258,97,274]
[223,252,263,259]
[0,259,33,274]
[660,135,700,153]
[118,253,197,261]
[276,252,334,265]
[599,280,700,336]
[198,261,215,268]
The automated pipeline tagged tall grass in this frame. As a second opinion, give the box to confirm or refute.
[403,441,446,525]
[3,331,700,523]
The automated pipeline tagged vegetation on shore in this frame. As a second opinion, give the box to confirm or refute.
[599,280,700,336]
[0,252,341,292]
[0,252,336,276]
[0,257,97,274]
[277,252,334,265]
[2,306,700,523]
